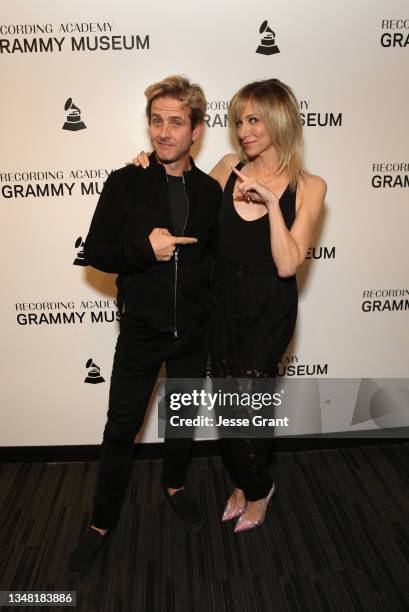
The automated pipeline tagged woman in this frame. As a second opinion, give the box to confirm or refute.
[133,78,326,532]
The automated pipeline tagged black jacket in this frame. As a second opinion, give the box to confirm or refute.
[84,154,222,335]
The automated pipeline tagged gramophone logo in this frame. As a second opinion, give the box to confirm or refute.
[256,20,280,55]
[73,236,86,266]
[62,98,87,131]
[84,358,105,384]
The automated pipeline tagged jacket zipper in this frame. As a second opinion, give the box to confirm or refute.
[173,174,190,338]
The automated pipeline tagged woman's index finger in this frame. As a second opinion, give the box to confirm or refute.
[230,165,247,181]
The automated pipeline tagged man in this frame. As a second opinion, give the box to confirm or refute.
[68,75,222,576]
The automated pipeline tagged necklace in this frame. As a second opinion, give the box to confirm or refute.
[262,175,278,185]
[246,162,281,186]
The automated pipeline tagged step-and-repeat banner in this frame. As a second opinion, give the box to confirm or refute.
[1,0,408,446]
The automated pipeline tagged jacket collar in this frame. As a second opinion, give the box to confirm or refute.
[148,152,198,178]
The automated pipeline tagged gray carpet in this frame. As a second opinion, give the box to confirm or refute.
[1,443,408,611]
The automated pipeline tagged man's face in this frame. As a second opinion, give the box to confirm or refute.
[149,96,202,165]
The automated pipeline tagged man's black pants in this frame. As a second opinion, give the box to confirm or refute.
[91,313,211,530]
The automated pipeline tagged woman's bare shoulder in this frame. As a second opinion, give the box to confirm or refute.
[299,171,327,195]
[220,153,241,166]
[209,153,240,189]
[295,171,327,217]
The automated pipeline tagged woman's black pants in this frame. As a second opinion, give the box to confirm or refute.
[211,256,297,502]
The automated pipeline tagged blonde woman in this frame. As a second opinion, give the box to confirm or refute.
[134,78,326,532]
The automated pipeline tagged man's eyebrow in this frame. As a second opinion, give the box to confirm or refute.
[151,112,184,120]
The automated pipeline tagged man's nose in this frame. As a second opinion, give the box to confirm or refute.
[159,122,171,139]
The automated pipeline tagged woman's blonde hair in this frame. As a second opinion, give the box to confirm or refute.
[145,75,206,129]
[228,79,304,190]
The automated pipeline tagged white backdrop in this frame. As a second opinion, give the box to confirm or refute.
[1,0,408,446]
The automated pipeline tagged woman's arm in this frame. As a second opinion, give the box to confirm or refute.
[268,174,326,277]
[232,168,326,277]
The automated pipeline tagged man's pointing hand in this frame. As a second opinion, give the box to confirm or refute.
[149,227,198,261]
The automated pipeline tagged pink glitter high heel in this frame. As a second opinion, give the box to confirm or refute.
[221,498,247,522]
[234,483,275,533]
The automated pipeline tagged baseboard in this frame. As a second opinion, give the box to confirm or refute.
[1,430,408,463]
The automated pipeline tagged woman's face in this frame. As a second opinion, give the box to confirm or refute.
[235,99,274,158]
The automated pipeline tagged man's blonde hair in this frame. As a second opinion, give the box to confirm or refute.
[228,79,305,190]
[145,75,206,128]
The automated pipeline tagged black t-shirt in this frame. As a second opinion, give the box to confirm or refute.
[167,174,188,236]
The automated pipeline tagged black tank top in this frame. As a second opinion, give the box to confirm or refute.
[218,162,296,265]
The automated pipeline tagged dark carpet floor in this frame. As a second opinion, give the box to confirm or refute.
[1,443,409,611]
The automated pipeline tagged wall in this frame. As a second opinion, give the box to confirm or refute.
[1,0,408,446]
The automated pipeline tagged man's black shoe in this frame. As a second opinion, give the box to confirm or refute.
[67,528,111,577]
[164,488,202,531]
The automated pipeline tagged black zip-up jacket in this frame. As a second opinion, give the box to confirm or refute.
[84,154,222,335]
